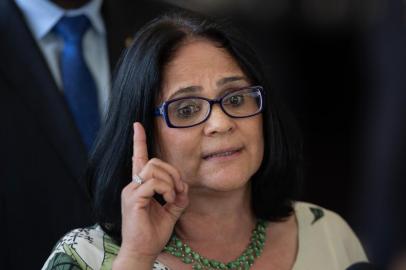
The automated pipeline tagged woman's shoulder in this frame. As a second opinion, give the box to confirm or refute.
[294,201,346,226]
[294,201,360,238]
[42,224,119,270]
[42,225,171,270]
[294,201,360,242]
[292,201,368,269]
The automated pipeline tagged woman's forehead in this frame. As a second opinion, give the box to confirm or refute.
[160,40,249,100]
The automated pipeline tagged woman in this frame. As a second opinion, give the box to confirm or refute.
[43,10,367,270]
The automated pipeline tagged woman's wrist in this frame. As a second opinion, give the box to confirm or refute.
[113,250,156,270]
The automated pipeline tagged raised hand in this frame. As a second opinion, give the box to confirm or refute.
[113,122,189,269]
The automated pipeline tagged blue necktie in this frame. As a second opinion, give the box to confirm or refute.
[54,15,100,151]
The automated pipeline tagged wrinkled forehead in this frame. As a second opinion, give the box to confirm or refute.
[159,39,250,102]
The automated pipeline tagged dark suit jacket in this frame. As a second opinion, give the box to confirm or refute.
[0,0,172,269]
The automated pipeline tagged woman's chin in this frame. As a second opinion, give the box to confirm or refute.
[190,174,251,193]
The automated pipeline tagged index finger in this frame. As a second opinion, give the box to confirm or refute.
[132,122,149,174]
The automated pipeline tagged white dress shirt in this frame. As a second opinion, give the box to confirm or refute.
[14,0,110,117]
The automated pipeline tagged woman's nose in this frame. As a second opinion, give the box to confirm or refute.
[203,104,235,136]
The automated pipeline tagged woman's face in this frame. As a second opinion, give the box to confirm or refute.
[155,39,264,192]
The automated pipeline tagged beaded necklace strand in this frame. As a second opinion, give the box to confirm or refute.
[163,220,268,270]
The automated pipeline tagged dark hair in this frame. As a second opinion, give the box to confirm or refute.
[87,9,302,242]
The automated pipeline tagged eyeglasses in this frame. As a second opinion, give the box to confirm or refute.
[154,85,264,128]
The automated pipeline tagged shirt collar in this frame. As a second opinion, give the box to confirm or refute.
[14,0,105,41]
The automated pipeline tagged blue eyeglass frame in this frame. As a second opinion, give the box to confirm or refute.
[153,85,264,128]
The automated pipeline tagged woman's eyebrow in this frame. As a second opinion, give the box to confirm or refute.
[168,86,202,100]
[216,76,247,86]
[167,76,247,100]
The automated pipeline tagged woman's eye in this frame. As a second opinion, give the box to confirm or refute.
[176,104,200,118]
[227,95,244,106]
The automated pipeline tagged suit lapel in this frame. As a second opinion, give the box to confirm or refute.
[0,0,88,181]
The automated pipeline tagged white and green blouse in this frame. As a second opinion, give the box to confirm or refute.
[42,202,368,270]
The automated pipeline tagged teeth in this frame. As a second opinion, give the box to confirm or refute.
[207,150,236,159]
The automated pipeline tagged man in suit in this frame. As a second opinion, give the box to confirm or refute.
[0,0,172,268]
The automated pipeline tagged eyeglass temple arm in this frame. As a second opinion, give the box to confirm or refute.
[153,105,164,116]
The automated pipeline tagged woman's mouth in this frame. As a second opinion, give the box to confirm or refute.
[202,147,243,161]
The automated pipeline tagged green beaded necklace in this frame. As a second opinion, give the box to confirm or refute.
[163,220,268,270]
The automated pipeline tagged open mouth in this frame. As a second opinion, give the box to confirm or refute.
[202,147,243,160]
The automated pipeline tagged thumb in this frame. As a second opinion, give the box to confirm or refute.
[164,183,189,222]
